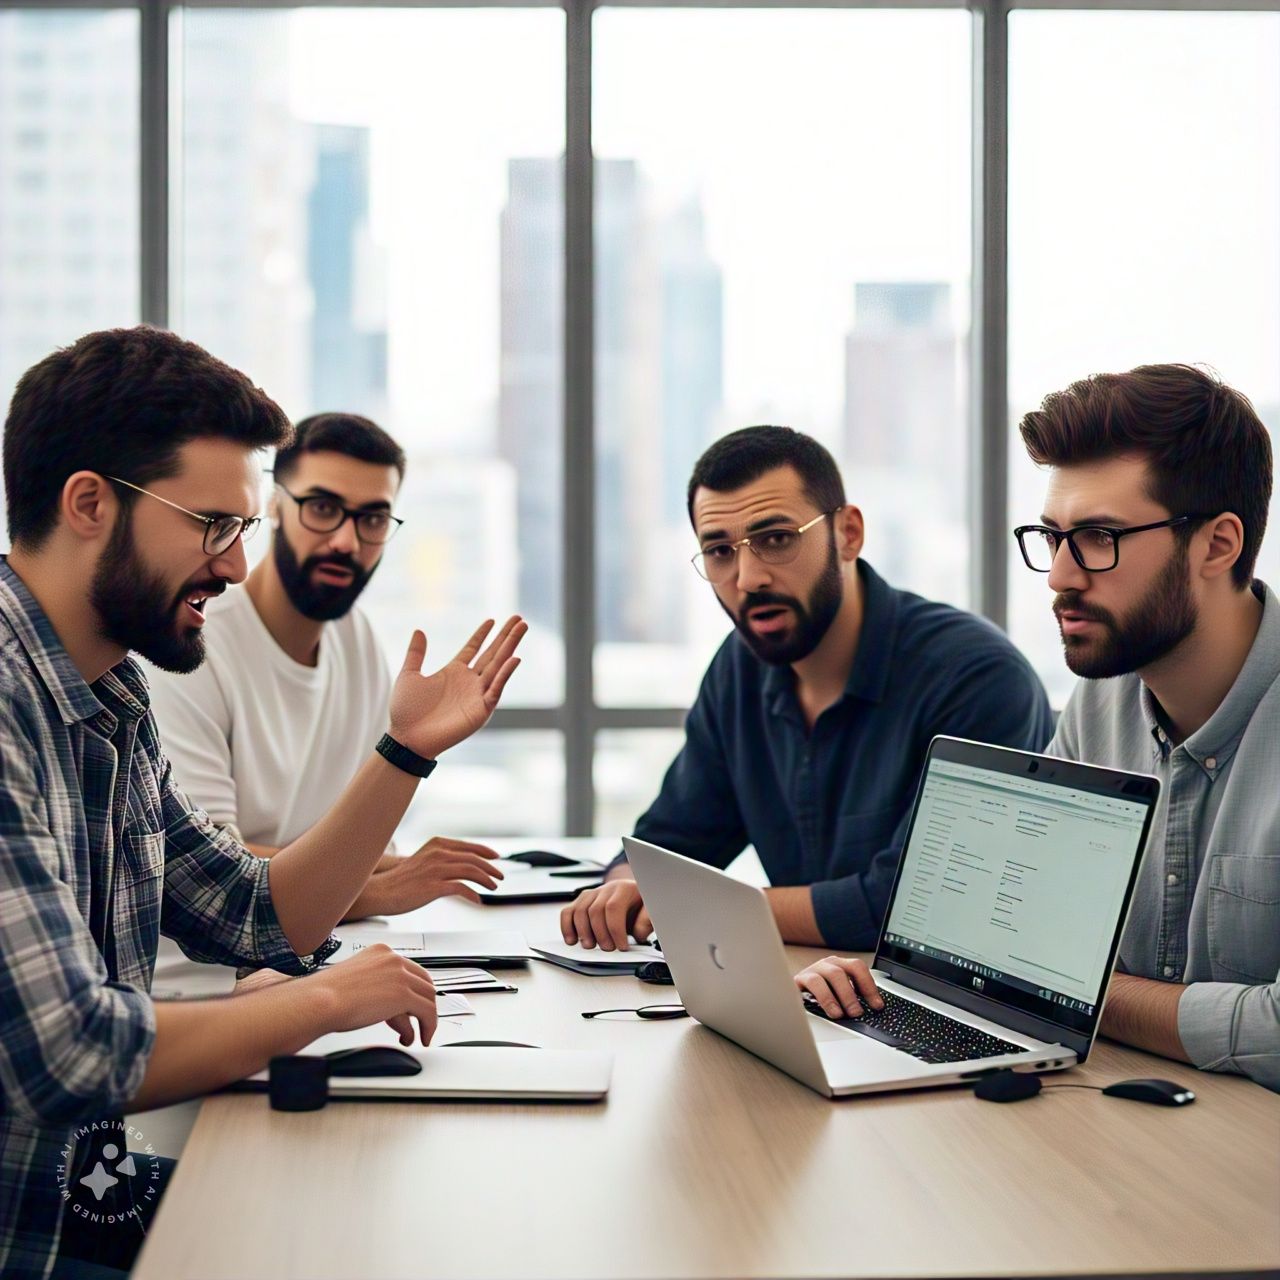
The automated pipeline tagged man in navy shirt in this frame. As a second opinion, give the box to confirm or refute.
[561,426,1053,952]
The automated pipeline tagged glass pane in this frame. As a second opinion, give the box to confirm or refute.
[173,8,565,704]
[1007,12,1280,706]
[0,8,140,543]
[399,731,564,840]
[593,9,972,707]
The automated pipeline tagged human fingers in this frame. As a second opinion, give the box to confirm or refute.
[570,888,604,948]
[482,657,522,710]
[794,968,850,1019]
[586,890,624,952]
[602,889,638,952]
[633,905,655,942]
[434,881,483,905]
[452,619,495,666]
[386,1014,415,1045]
[474,616,526,676]
[400,629,428,675]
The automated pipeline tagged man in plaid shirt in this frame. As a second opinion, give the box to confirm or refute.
[0,327,527,1278]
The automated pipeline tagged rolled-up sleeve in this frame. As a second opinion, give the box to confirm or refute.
[1178,974,1280,1092]
[0,721,156,1126]
[154,735,338,973]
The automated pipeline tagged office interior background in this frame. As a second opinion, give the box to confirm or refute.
[0,0,1277,843]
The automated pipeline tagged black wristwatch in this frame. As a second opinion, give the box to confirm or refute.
[375,732,437,779]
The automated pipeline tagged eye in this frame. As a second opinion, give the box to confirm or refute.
[1076,527,1115,551]
[758,529,798,550]
[307,497,341,521]
[358,512,390,533]
[703,544,735,561]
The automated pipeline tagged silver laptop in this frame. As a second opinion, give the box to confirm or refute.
[623,736,1160,1098]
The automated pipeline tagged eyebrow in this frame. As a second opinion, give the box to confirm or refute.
[1040,513,1127,529]
[301,486,392,512]
[699,514,797,544]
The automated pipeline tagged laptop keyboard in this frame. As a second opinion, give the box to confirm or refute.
[804,988,1025,1064]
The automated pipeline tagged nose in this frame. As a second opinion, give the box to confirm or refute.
[1046,537,1089,594]
[324,515,360,557]
[734,543,772,594]
[211,534,249,586]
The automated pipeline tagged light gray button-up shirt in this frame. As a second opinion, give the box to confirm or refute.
[1048,581,1280,1091]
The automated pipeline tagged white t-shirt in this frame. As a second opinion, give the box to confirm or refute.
[146,586,391,848]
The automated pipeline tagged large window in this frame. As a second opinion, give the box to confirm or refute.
[1006,10,1280,704]
[0,10,139,412]
[592,8,972,708]
[3,2,1278,833]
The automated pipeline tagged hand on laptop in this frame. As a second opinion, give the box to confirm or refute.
[388,616,528,762]
[793,956,884,1019]
[356,837,504,914]
[560,880,653,951]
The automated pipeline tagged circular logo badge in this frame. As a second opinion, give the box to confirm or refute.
[56,1122,163,1231]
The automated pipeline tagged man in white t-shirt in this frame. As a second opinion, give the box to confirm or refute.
[148,413,502,923]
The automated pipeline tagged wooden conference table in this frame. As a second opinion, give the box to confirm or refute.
[134,839,1280,1280]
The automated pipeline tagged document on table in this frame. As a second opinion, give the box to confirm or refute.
[330,930,531,965]
[529,938,665,974]
[426,967,517,994]
[436,993,475,1017]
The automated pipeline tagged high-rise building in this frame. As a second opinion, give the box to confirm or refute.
[176,10,313,412]
[307,124,388,418]
[498,156,563,632]
[0,11,138,407]
[499,157,723,647]
[842,281,967,603]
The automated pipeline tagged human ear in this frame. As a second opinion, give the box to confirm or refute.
[1198,512,1245,583]
[60,472,118,544]
[836,504,865,561]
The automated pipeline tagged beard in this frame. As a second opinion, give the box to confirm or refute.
[91,517,224,674]
[1055,546,1198,679]
[273,529,377,622]
[721,535,844,666]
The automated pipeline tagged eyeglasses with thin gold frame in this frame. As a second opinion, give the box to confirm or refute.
[105,475,261,555]
[691,509,839,583]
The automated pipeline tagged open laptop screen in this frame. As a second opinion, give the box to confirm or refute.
[876,738,1159,1038]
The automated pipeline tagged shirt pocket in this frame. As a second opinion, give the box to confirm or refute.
[1207,854,1280,984]
[114,826,165,984]
[830,802,905,876]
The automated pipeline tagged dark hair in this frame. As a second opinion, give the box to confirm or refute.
[273,412,406,484]
[1019,364,1273,588]
[4,325,293,549]
[686,425,846,522]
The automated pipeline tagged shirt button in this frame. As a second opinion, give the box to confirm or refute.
[1166,873,1178,886]
[1205,756,1217,770]
[1162,965,1175,978]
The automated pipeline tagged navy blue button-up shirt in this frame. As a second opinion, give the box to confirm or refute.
[626,561,1055,948]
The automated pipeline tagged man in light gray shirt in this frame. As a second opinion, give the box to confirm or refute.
[1013,363,1279,1090]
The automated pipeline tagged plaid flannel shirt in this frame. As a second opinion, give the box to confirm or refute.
[0,559,337,1278]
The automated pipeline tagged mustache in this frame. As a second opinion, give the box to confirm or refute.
[1052,593,1116,627]
[306,553,361,575]
[173,578,227,607]
[739,591,802,615]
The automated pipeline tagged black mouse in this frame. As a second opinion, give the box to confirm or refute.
[325,1046,422,1077]
[1102,1078,1196,1106]
[506,849,578,868]
[443,1040,538,1049]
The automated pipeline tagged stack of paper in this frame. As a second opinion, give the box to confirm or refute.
[330,930,532,967]
[426,967,517,994]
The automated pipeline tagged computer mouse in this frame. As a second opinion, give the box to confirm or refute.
[1102,1078,1196,1106]
[325,1046,422,1077]
[442,1040,538,1049]
[506,849,578,868]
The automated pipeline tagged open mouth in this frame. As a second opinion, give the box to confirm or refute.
[312,563,356,586]
[182,593,210,626]
[746,605,792,634]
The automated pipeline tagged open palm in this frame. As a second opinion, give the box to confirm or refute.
[388,616,527,761]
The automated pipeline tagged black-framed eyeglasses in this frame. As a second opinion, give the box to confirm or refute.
[275,484,404,545]
[105,476,260,555]
[691,510,839,583]
[1013,515,1213,574]
[581,1004,688,1020]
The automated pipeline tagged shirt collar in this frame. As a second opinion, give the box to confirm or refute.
[1142,579,1278,774]
[762,559,901,714]
[0,557,149,726]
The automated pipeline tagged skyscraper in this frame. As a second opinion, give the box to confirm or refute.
[307,124,388,418]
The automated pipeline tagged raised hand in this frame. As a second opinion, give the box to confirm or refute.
[388,616,527,761]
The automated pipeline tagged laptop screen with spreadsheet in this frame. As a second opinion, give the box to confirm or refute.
[875,737,1159,1038]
